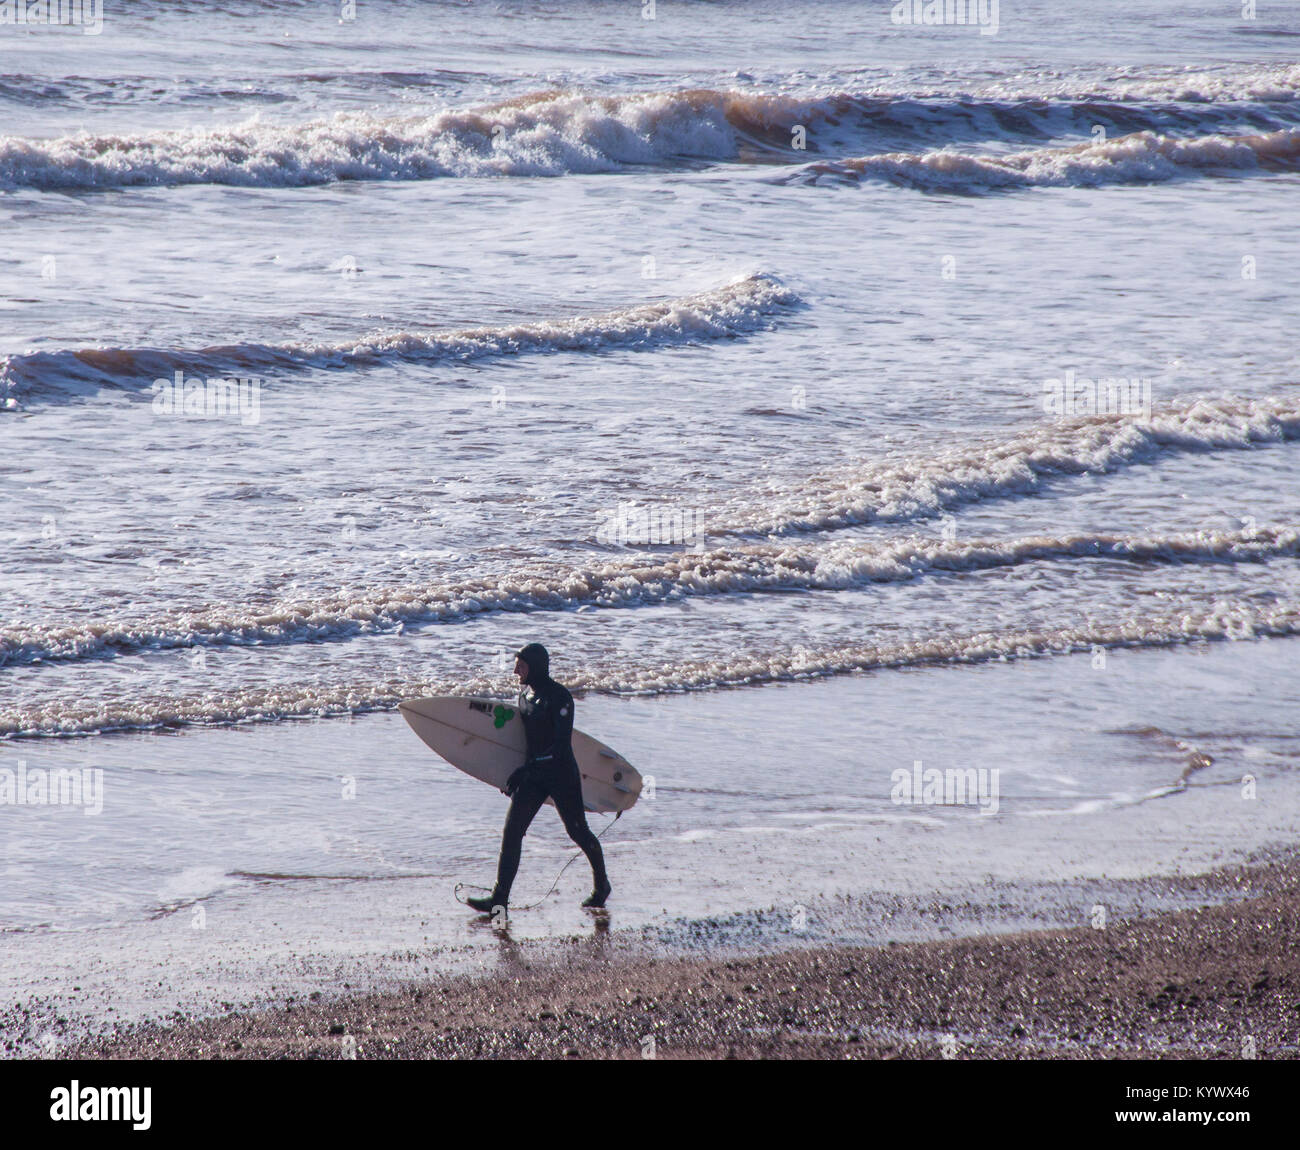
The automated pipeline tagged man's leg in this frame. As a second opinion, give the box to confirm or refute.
[491,781,547,906]
[550,769,610,904]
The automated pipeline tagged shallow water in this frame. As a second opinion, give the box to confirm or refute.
[3,635,1299,1052]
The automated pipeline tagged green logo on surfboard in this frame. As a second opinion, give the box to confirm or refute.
[492,705,514,729]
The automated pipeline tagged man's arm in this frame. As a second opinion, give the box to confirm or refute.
[553,685,575,752]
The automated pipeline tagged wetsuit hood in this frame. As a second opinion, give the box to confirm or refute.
[516,642,551,683]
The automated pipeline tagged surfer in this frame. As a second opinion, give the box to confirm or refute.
[466,643,612,915]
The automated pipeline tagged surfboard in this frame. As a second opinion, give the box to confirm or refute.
[397,696,642,814]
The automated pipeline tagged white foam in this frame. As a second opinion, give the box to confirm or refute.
[3,593,1297,739]
[0,90,747,190]
[717,395,1300,535]
[7,71,1300,193]
[0,272,799,398]
[2,520,1294,670]
[796,128,1300,191]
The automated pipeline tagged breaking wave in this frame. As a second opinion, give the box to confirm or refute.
[0,273,799,400]
[3,524,1295,669]
[789,127,1300,192]
[0,89,773,190]
[3,596,1296,738]
[6,73,1300,191]
[716,395,1300,536]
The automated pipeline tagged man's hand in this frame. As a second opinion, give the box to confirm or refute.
[505,764,533,797]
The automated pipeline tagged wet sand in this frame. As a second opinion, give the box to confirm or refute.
[79,859,1298,1060]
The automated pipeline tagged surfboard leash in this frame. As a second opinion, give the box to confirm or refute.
[454,811,622,912]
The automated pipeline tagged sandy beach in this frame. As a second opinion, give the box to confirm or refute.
[76,857,1297,1061]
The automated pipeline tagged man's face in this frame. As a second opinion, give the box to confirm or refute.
[514,656,528,683]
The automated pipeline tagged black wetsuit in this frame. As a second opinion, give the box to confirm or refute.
[490,655,607,904]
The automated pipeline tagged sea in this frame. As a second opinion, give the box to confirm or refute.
[1,0,1299,1053]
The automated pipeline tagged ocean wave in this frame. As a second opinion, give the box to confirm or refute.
[8,57,1300,97]
[0,90,744,190]
[6,77,1300,192]
[0,69,468,110]
[7,61,1298,114]
[3,596,1295,738]
[0,273,798,400]
[789,127,1300,191]
[3,524,1295,669]
[716,395,1300,535]
[1057,63,1300,106]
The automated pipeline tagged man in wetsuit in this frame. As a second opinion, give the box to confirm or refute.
[466,643,611,916]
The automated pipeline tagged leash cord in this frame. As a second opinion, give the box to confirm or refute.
[454,811,621,911]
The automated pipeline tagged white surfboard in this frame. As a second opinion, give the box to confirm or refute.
[397,696,642,814]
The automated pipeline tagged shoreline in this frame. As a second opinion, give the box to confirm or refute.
[77,857,1299,1060]
[11,636,1300,1062]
